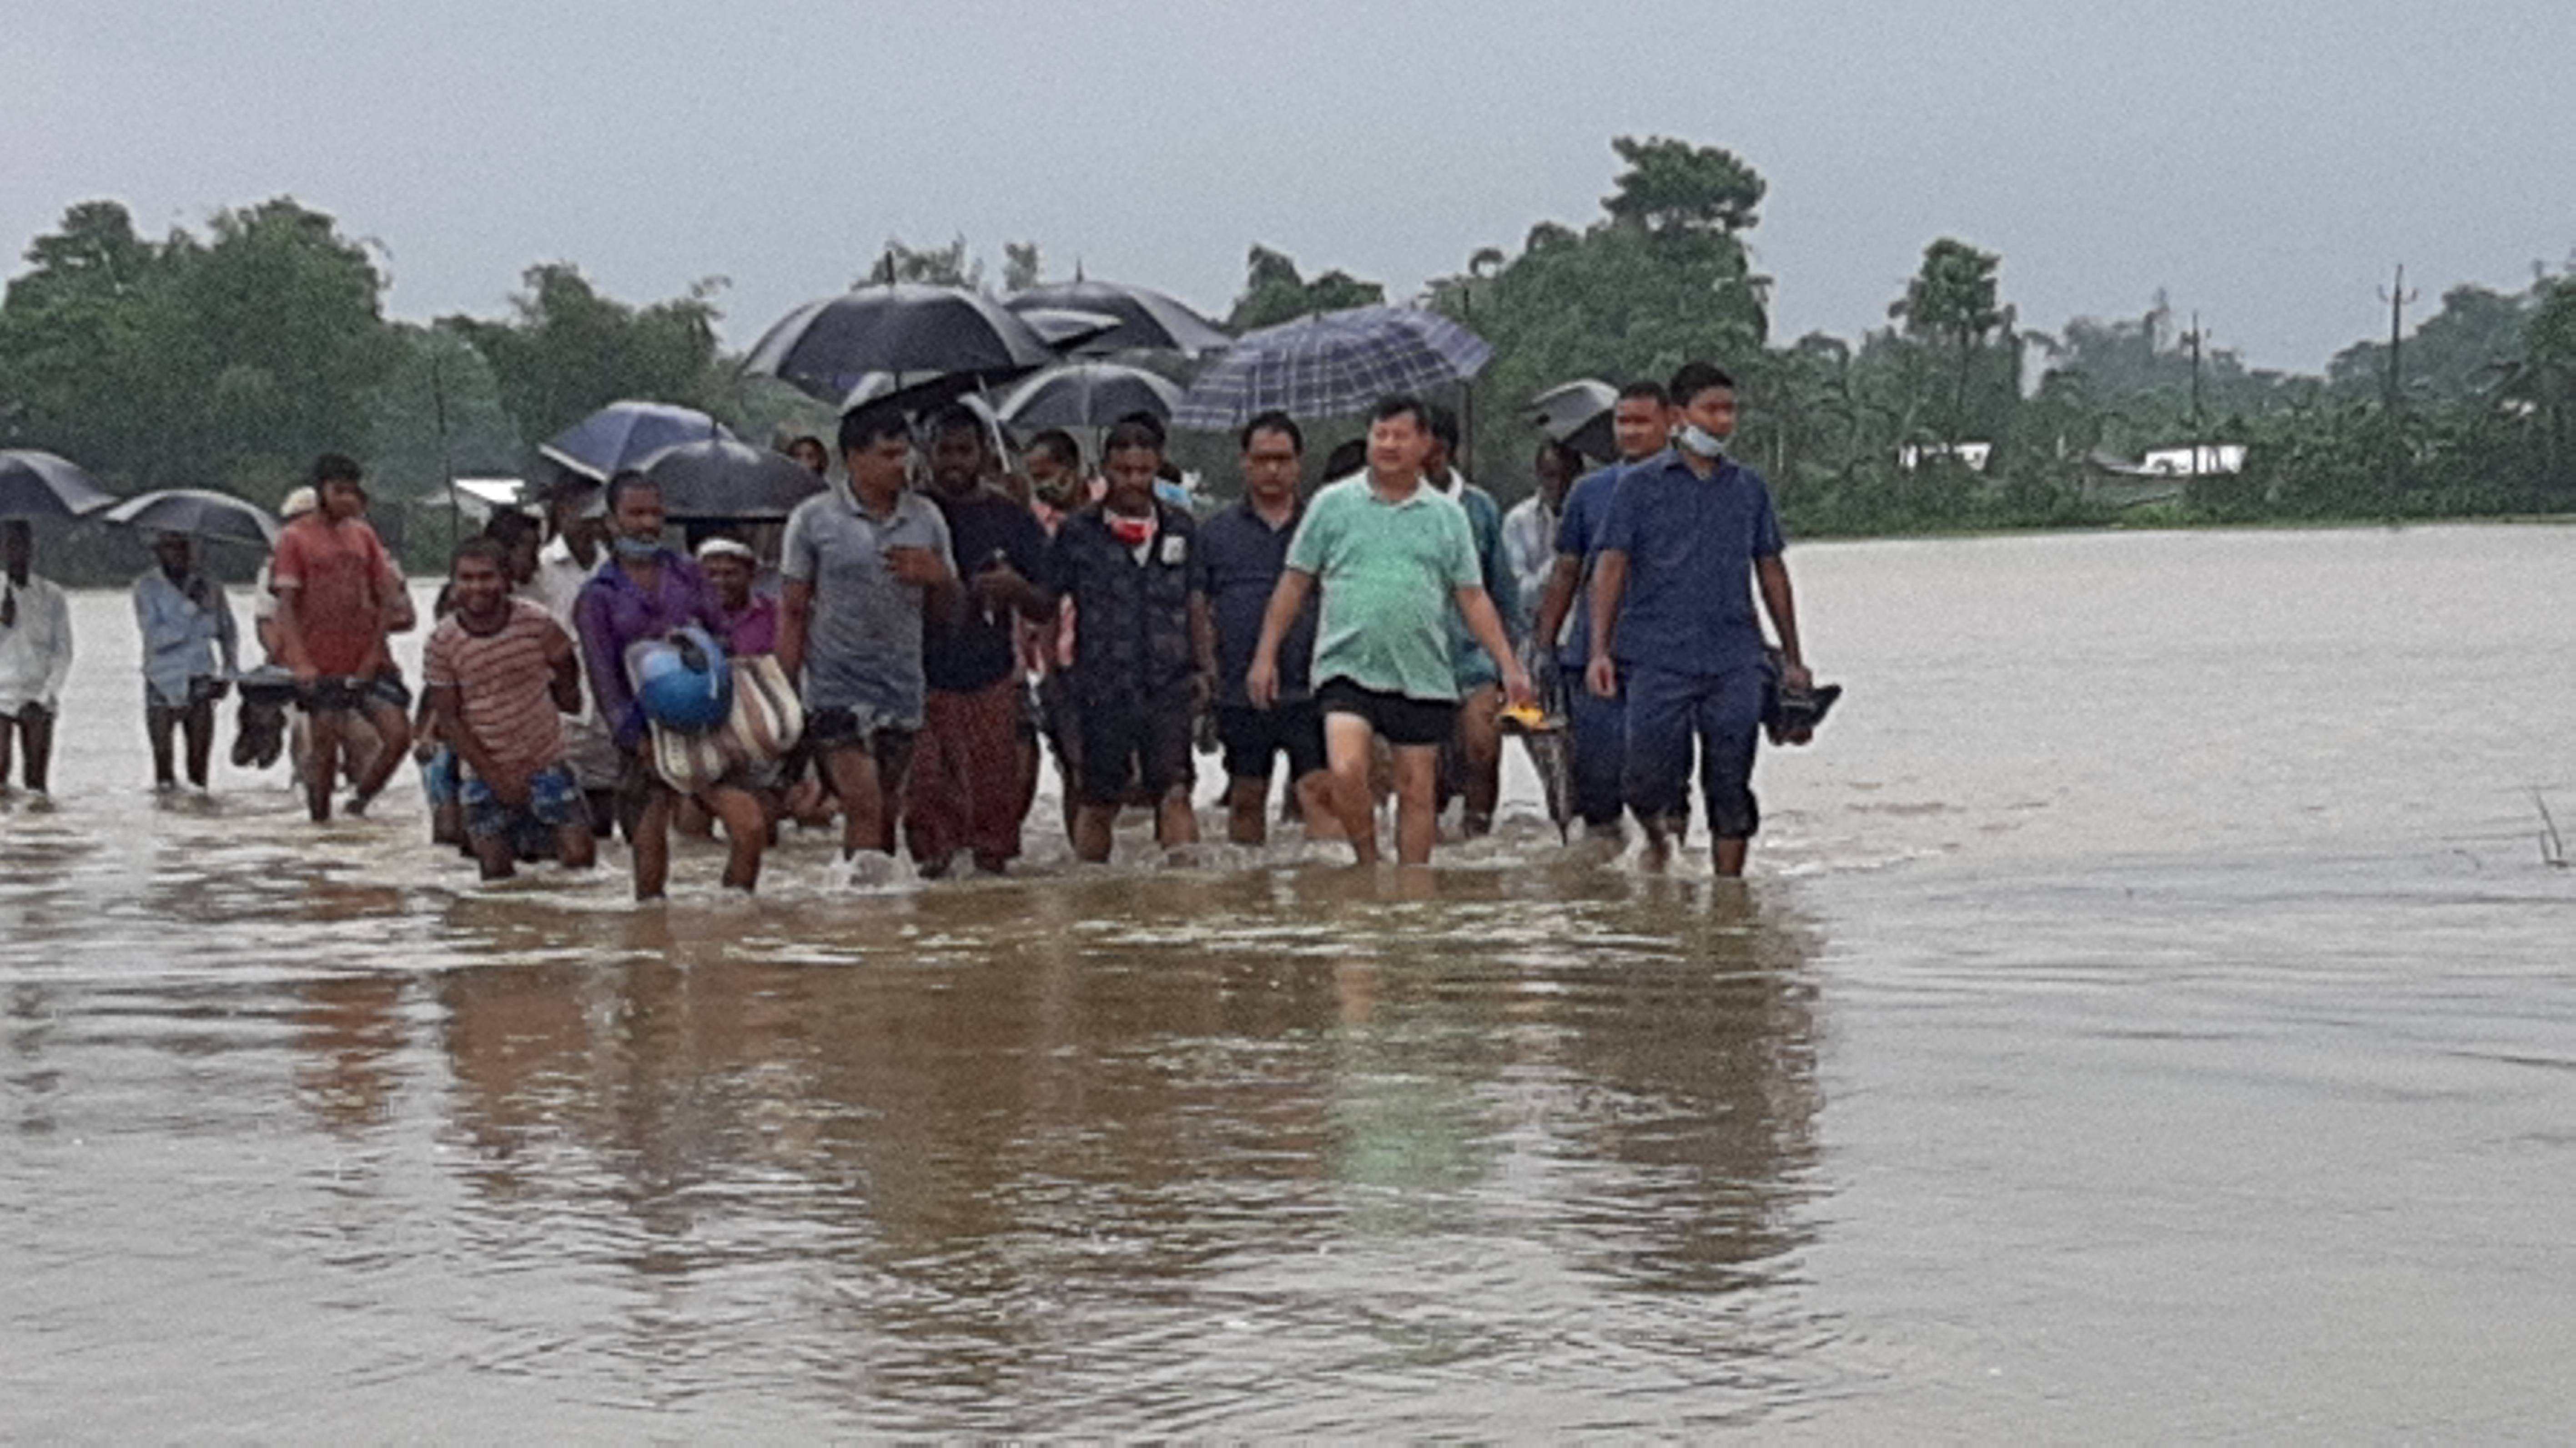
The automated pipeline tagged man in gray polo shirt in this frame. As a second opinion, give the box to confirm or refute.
[778,404,958,863]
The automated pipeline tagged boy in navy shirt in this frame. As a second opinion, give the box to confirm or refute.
[1585,362,1813,876]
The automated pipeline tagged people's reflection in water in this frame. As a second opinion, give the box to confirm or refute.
[290,971,409,1136]
[424,870,1821,1390]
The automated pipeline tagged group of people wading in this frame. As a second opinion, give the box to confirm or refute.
[0,359,1817,896]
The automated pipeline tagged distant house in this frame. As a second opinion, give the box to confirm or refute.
[2135,444,2245,477]
[1896,441,1993,472]
[2078,443,2246,508]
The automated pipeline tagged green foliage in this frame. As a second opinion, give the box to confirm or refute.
[0,196,396,495]
[1224,245,1385,332]
[1435,136,1771,494]
[446,263,725,453]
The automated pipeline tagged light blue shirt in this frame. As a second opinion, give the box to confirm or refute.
[133,568,239,707]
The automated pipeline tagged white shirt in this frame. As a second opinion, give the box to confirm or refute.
[0,573,74,712]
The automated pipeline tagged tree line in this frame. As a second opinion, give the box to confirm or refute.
[5,137,2572,583]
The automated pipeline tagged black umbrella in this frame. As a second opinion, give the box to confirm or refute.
[639,438,825,522]
[539,401,735,481]
[998,361,1186,430]
[743,285,1060,404]
[1005,279,1231,356]
[101,488,282,548]
[0,449,115,520]
[1013,306,1122,352]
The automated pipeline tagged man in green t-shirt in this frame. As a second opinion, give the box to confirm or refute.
[1248,395,1531,865]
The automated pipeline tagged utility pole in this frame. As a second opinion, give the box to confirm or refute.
[2378,263,2417,413]
[2182,311,2207,479]
[2375,263,2419,510]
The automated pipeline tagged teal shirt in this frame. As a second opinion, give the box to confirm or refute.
[1285,474,1483,702]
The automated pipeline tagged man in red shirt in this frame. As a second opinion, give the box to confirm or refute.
[268,453,416,821]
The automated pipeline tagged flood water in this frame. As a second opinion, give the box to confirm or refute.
[6,523,2574,1438]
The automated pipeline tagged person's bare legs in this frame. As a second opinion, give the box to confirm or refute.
[303,710,344,821]
[471,826,518,881]
[1226,776,1269,845]
[347,698,411,809]
[1388,744,1442,865]
[1291,769,1344,841]
[820,744,893,860]
[0,711,18,789]
[702,783,768,890]
[1713,836,1748,878]
[1154,784,1198,849]
[1073,800,1119,862]
[1322,713,1381,865]
[554,818,598,871]
[630,780,675,900]
[1454,683,1503,835]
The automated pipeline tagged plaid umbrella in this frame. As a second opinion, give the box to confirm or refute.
[540,401,735,481]
[1168,305,1492,431]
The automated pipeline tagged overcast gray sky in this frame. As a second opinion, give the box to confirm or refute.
[8,0,2571,373]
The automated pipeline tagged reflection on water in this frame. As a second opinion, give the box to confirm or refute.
[11,526,2576,1435]
[408,873,1826,1433]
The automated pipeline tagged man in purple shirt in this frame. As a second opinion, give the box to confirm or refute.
[574,472,768,899]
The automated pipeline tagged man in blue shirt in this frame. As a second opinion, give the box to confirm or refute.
[1531,379,1673,839]
[1188,410,1335,845]
[1585,362,1812,877]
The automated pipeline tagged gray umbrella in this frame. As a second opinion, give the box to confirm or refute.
[0,449,115,520]
[743,285,1060,404]
[1004,280,1231,356]
[1527,379,1619,463]
[102,488,282,547]
[639,438,825,522]
[998,361,1185,430]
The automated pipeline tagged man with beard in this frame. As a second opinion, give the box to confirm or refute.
[906,404,1049,875]
[778,404,958,869]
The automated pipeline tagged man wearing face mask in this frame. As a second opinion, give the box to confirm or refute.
[1584,362,1812,878]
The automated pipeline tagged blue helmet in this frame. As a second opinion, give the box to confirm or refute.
[629,625,733,732]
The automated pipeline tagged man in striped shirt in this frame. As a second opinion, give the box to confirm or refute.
[423,538,595,881]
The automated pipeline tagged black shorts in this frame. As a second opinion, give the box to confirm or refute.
[804,706,917,785]
[300,670,407,711]
[1076,686,1195,804]
[302,671,409,714]
[1316,677,1456,750]
[1215,700,1327,783]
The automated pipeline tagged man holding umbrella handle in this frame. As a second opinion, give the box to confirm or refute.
[133,531,241,791]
